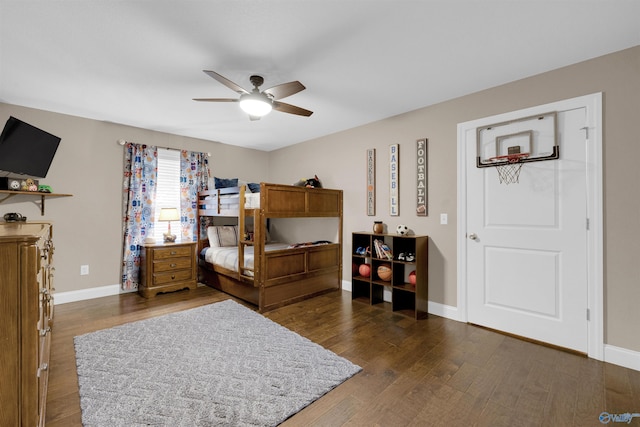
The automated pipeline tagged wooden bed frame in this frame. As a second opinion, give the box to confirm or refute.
[197,183,343,312]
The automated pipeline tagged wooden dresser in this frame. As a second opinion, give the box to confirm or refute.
[139,240,197,297]
[0,222,54,427]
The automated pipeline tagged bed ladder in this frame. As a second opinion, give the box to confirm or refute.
[238,185,260,281]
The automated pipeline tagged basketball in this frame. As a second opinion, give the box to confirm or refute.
[358,263,371,277]
[408,270,416,286]
[377,264,392,281]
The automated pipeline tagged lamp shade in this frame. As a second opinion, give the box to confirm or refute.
[158,207,180,221]
[239,93,273,117]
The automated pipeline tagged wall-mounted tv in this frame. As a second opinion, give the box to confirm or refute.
[0,116,61,178]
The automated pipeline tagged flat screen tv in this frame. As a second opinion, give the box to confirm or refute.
[0,116,61,178]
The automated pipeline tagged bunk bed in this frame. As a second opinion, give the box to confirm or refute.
[197,183,343,312]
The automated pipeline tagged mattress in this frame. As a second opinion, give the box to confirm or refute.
[204,243,290,275]
[204,192,260,214]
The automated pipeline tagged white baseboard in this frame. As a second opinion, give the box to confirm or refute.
[427,300,460,321]
[54,284,123,305]
[604,344,640,372]
[54,282,207,305]
[341,281,459,321]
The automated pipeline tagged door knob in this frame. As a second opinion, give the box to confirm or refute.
[468,233,478,240]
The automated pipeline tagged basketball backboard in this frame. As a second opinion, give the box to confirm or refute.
[476,111,558,168]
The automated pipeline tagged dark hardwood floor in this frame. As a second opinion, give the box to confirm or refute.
[46,286,640,427]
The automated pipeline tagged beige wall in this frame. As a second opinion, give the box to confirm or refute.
[1,45,638,352]
[0,103,270,294]
[268,45,640,352]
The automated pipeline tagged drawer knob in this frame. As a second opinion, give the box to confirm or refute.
[171,275,176,280]
[170,263,177,268]
[170,251,177,255]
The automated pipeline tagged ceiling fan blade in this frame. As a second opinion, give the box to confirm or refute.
[192,98,239,102]
[263,81,305,100]
[273,101,313,117]
[202,70,249,95]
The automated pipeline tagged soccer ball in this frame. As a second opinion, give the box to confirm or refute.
[396,224,409,235]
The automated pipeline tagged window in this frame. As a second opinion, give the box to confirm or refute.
[153,148,180,241]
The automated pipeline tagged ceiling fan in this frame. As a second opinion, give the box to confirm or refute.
[193,70,313,120]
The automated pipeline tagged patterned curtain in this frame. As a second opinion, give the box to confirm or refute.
[179,150,210,242]
[121,143,158,291]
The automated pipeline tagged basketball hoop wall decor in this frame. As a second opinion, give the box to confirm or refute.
[476,111,559,185]
[491,151,529,184]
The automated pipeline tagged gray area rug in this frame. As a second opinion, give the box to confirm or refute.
[74,299,361,426]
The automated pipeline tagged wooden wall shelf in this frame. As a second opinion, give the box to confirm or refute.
[0,190,73,216]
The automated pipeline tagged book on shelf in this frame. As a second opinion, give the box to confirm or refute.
[373,239,393,260]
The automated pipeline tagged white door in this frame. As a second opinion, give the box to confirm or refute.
[465,107,589,353]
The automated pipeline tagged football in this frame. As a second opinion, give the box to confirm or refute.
[396,224,409,235]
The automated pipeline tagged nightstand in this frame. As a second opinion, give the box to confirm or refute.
[139,240,197,298]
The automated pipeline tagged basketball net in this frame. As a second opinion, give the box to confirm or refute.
[489,153,529,185]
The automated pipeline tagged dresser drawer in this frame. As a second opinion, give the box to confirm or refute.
[153,257,192,272]
[153,269,193,286]
[153,245,192,260]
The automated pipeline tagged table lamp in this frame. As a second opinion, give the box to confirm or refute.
[158,207,179,242]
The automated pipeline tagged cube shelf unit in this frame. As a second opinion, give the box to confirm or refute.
[351,232,428,319]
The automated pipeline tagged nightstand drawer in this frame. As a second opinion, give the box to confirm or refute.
[153,257,192,272]
[153,246,192,260]
[153,269,193,285]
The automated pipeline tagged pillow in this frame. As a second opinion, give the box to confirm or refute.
[247,182,261,193]
[214,177,238,189]
[207,226,239,247]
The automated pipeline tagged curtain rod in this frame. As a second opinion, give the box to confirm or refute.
[116,139,211,157]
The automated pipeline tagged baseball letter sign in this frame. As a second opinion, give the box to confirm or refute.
[390,144,399,216]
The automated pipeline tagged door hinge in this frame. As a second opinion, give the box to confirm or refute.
[581,126,590,139]
[586,308,590,321]
[586,218,590,230]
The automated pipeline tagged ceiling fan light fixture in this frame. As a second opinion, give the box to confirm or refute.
[239,93,273,117]
[196,71,312,118]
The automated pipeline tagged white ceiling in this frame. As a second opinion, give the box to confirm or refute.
[1,1,639,152]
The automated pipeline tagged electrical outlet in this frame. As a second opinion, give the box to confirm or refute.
[440,213,448,225]
[80,265,89,275]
